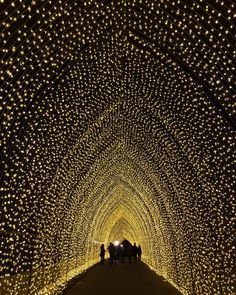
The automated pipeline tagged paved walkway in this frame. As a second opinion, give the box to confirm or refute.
[64,260,182,295]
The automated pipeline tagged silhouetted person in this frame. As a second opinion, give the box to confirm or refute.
[107,242,115,264]
[114,245,118,262]
[114,246,118,263]
[127,244,133,262]
[119,244,125,262]
[100,244,105,265]
[137,245,142,260]
[132,243,138,261]
[117,244,124,262]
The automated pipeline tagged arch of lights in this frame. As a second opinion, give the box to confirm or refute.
[0,1,235,295]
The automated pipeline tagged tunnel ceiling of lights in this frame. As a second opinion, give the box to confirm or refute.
[0,1,235,295]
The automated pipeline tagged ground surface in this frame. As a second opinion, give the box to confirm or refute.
[64,260,183,295]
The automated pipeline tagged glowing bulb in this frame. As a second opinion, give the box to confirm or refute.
[114,241,120,246]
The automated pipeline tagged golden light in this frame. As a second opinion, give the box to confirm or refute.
[0,1,235,295]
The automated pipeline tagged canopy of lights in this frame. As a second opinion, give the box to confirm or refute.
[0,1,235,295]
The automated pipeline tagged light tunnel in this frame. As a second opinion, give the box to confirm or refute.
[0,1,235,295]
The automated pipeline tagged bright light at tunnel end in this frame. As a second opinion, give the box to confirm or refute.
[114,240,120,246]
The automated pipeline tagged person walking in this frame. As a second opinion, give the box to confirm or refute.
[132,243,138,261]
[137,245,142,260]
[107,242,115,264]
[100,244,105,265]
[127,244,132,262]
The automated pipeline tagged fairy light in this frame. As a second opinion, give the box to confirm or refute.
[0,1,235,295]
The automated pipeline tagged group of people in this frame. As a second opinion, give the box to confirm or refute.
[99,242,142,264]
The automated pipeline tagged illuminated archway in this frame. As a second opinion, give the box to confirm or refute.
[0,1,235,295]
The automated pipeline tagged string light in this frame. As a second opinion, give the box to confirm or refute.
[0,1,235,295]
